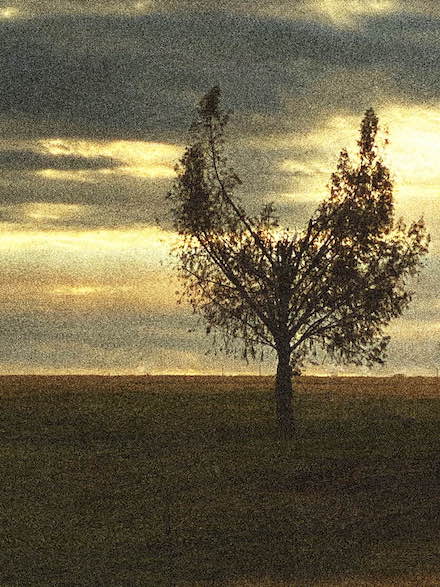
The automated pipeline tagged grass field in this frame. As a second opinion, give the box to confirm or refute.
[0,375,439,586]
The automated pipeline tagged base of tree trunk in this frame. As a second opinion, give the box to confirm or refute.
[275,349,295,438]
[276,391,295,439]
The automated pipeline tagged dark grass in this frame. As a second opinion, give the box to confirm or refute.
[0,375,439,585]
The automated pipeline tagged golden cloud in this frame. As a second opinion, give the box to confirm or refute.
[253,103,440,214]
[316,0,396,25]
[254,0,396,27]
[387,318,440,341]
[0,6,20,19]
[0,225,176,253]
[39,138,182,180]
[0,225,181,310]
[21,202,85,222]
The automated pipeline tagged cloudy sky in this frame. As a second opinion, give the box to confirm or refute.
[0,0,439,375]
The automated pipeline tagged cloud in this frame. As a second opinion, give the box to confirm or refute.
[0,303,237,374]
[0,219,436,374]
[0,173,171,227]
[39,138,181,179]
[2,9,440,143]
[2,1,397,21]
[0,149,120,171]
[0,138,181,226]
[0,1,154,18]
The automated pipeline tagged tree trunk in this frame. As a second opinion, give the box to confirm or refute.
[275,344,294,438]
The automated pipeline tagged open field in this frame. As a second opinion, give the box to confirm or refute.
[0,375,439,585]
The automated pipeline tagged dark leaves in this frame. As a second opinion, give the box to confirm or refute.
[168,91,429,371]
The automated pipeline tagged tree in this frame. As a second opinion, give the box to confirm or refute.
[167,87,429,438]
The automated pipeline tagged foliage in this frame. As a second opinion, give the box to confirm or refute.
[168,87,429,372]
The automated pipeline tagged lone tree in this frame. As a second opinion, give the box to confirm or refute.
[168,87,429,437]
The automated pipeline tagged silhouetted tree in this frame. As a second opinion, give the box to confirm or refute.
[168,87,429,438]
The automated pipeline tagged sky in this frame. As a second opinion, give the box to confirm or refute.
[0,0,439,375]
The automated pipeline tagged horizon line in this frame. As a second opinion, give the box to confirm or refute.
[0,371,435,379]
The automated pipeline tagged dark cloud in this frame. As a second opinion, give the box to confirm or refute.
[0,149,120,171]
[14,1,150,15]
[0,296,437,375]
[0,172,170,228]
[0,305,220,373]
[4,1,364,19]
[14,1,440,23]
[2,10,440,142]
[0,8,437,230]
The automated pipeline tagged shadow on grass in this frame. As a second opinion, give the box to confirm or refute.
[147,444,440,585]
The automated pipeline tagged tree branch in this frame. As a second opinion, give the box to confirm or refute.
[207,119,276,270]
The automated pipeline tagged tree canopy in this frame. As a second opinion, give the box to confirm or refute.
[167,87,429,436]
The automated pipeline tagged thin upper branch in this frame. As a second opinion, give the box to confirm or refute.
[207,119,276,271]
